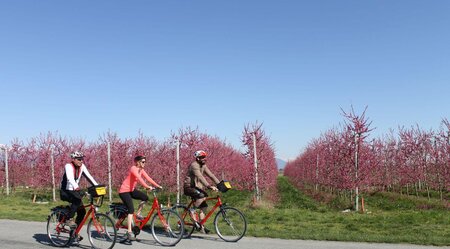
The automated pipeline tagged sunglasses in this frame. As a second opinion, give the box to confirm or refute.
[198,156,206,160]
[75,158,83,161]
[141,161,146,163]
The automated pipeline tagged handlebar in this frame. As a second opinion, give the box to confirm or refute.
[146,187,163,197]
[83,186,106,207]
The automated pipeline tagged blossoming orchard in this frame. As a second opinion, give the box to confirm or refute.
[1,110,448,210]
[285,108,449,210]
[0,124,278,202]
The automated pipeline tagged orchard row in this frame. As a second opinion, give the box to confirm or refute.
[285,108,449,200]
[0,124,278,195]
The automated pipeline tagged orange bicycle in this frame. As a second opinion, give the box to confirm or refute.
[108,188,184,246]
[172,181,247,242]
[47,185,117,249]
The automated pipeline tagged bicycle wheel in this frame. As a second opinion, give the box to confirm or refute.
[150,209,184,246]
[47,210,72,247]
[87,213,117,249]
[214,206,247,242]
[172,204,195,238]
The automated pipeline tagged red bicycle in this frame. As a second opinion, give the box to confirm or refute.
[172,181,247,242]
[47,185,117,249]
[108,188,184,246]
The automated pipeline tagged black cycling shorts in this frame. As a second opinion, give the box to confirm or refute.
[119,189,148,214]
[184,187,208,200]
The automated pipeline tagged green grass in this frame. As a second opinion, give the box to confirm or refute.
[243,177,449,246]
[1,180,449,246]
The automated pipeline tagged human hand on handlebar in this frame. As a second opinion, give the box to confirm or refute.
[210,186,218,192]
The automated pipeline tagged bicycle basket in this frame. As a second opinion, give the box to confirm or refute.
[217,180,232,193]
[88,184,106,197]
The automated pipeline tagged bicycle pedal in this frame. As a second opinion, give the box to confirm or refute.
[71,237,80,245]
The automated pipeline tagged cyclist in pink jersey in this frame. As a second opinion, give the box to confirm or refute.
[119,155,162,241]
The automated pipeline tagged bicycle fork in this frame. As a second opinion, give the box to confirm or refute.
[219,208,234,228]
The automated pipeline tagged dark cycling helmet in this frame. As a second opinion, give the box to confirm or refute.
[194,150,207,158]
[70,151,84,159]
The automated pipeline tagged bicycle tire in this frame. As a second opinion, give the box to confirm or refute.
[87,213,117,249]
[214,206,247,242]
[172,204,195,238]
[47,209,72,247]
[150,209,184,246]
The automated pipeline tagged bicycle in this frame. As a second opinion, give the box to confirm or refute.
[108,188,184,246]
[47,185,117,249]
[172,181,247,242]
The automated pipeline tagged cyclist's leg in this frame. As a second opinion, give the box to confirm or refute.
[75,203,86,227]
[184,189,200,222]
[73,205,86,241]
[198,201,211,233]
[198,200,208,221]
[192,187,207,208]
[119,192,136,239]
[193,188,208,219]
[189,200,203,224]
[65,190,83,227]
[131,189,148,218]
[191,189,211,233]
[68,193,80,217]
[192,189,209,230]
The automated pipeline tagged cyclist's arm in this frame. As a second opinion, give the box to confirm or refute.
[203,166,220,186]
[141,170,161,188]
[130,166,152,189]
[81,165,99,186]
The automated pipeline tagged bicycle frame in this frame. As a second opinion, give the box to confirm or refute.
[114,191,167,230]
[110,189,184,246]
[184,195,223,226]
[48,190,118,249]
[72,195,105,236]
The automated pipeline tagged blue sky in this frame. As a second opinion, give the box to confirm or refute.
[0,1,449,161]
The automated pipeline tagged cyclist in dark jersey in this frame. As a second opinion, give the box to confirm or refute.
[183,150,219,233]
[60,151,98,234]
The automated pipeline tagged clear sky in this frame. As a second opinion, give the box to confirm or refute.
[0,1,449,161]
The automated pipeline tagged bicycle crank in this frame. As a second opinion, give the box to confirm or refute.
[132,225,141,235]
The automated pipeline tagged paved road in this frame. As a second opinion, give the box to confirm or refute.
[0,219,448,249]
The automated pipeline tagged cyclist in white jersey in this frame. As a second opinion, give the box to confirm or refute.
[60,151,98,231]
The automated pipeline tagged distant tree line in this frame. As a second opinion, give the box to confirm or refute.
[0,124,278,200]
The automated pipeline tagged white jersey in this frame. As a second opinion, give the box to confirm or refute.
[61,163,98,191]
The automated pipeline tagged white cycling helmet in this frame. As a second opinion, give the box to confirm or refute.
[194,150,207,158]
[70,151,84,159]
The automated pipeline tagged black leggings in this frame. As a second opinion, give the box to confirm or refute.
[60,189,86,226]
[119,189,148,214]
